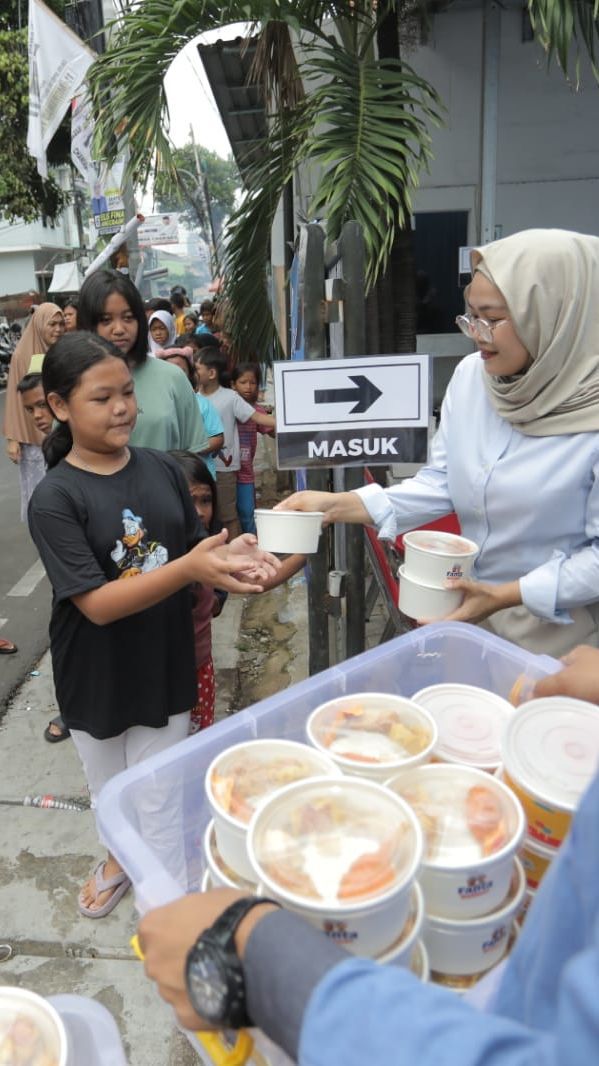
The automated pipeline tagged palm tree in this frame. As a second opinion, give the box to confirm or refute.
[88,0,599,356]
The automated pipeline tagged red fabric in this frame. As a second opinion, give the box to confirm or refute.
[192,584,215,669]
[237,404,271,484]
[190,657,215,733]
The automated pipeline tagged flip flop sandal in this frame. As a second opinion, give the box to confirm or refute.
[0,639,17,655]
[78,860,131,919]
[44,715,71,743]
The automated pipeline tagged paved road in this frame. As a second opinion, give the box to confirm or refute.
[0,390,51,712]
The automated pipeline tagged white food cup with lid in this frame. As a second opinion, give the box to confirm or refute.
[403,530,479,586]
[519,834,556,890]
[206,739,342,881]
[423,857,526,977]
[501,696,599,848]
[398,566,464,621]
[254,509,324,554]
[203,821,259,892]
[409,939,430,983]
[0,987,68,1066]
[412,683,513,772]
[385,763,526,918]
[306,692,437,783]
[375,882,425,967]
[247,776,424,957]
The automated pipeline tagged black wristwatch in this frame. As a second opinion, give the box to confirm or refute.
[185,897,279,1028]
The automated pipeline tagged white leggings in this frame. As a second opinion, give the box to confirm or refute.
[71,713,191,887]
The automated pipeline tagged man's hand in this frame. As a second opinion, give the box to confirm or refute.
[138,889,277,1032]
[533,645,599,704]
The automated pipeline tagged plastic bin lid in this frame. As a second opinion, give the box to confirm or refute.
[501,697,599,810]
[413,684,512,768]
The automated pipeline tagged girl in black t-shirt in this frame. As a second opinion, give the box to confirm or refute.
[28,332,279,919]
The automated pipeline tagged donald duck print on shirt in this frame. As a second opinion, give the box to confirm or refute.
[110,508,169,579]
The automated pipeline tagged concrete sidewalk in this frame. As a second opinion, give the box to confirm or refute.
[0,586,307,1064]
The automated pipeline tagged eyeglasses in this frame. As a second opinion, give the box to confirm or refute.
[455,312,510,345]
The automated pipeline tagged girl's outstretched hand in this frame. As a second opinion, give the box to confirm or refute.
[227,533,281,583]
[187,530,271,594]
[274,490,371,526]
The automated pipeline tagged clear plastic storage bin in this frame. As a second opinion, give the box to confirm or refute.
[97,622,557,1066]
[97,622,558,912]
[48,995,127,1065]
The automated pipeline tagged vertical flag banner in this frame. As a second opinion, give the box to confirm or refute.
[71,91,95,182]
[27,0,94,178]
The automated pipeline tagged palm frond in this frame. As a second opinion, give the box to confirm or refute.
[299,42,443,287]
[221,106,312,358]
[528,0,599,83]
[88,0,255,186]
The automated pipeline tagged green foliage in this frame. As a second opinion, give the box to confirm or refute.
[88,0,599,353]
[154,142,240,230]
[528,0,599,82]
[301,42,442,287]
[0,0,71,224]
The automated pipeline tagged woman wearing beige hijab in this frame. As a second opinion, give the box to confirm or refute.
[3,302,65,518]
[278,228,599,656]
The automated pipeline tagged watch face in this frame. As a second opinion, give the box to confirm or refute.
[187,942,229,1024]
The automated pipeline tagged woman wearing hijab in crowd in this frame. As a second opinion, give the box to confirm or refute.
[281,229,599,656]
[148,309,176,356]
[3,302,65,518]
[78,271,208,453]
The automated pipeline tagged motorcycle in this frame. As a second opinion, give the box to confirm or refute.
[0,322,16,388]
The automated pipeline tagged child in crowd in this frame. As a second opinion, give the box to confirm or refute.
[157,343,224,479]
[169,452,226,732]
[196,349,275,539]
[197,301,215,334]
[18,365,69,744]
[148,310,176,355]
[171,292,189,335]
[231,362,274,535]
[183,310,199,334]
[17,372,53,436]
[28,332,278,918]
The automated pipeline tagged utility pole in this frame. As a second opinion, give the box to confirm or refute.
[189,125,219,273]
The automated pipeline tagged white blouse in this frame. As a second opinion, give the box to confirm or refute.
[355,353,599,625]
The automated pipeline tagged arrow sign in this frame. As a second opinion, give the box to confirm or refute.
[314,375,383,414]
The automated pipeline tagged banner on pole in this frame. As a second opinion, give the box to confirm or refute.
[27,0,94,179]
[90,161,126,236]
[138,215,180,247]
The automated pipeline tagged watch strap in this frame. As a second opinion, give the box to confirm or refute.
[204,897,280,951]
[186,896,280,1029]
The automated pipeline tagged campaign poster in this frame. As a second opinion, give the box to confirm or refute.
[90,161,126,236]
[138,214,180,247]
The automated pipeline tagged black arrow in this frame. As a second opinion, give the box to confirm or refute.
[314,375,383,414]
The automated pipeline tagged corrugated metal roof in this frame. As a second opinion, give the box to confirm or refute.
[196,37,268,185]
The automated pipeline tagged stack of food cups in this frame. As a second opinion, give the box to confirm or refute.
[398,530,479,621]
[246,776,425,965]
[386,763,526,991]
[500,697,599,920]
[204,739,342,890]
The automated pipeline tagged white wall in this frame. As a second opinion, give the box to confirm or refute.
[409,2,599,239]
[0,252,39,294]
